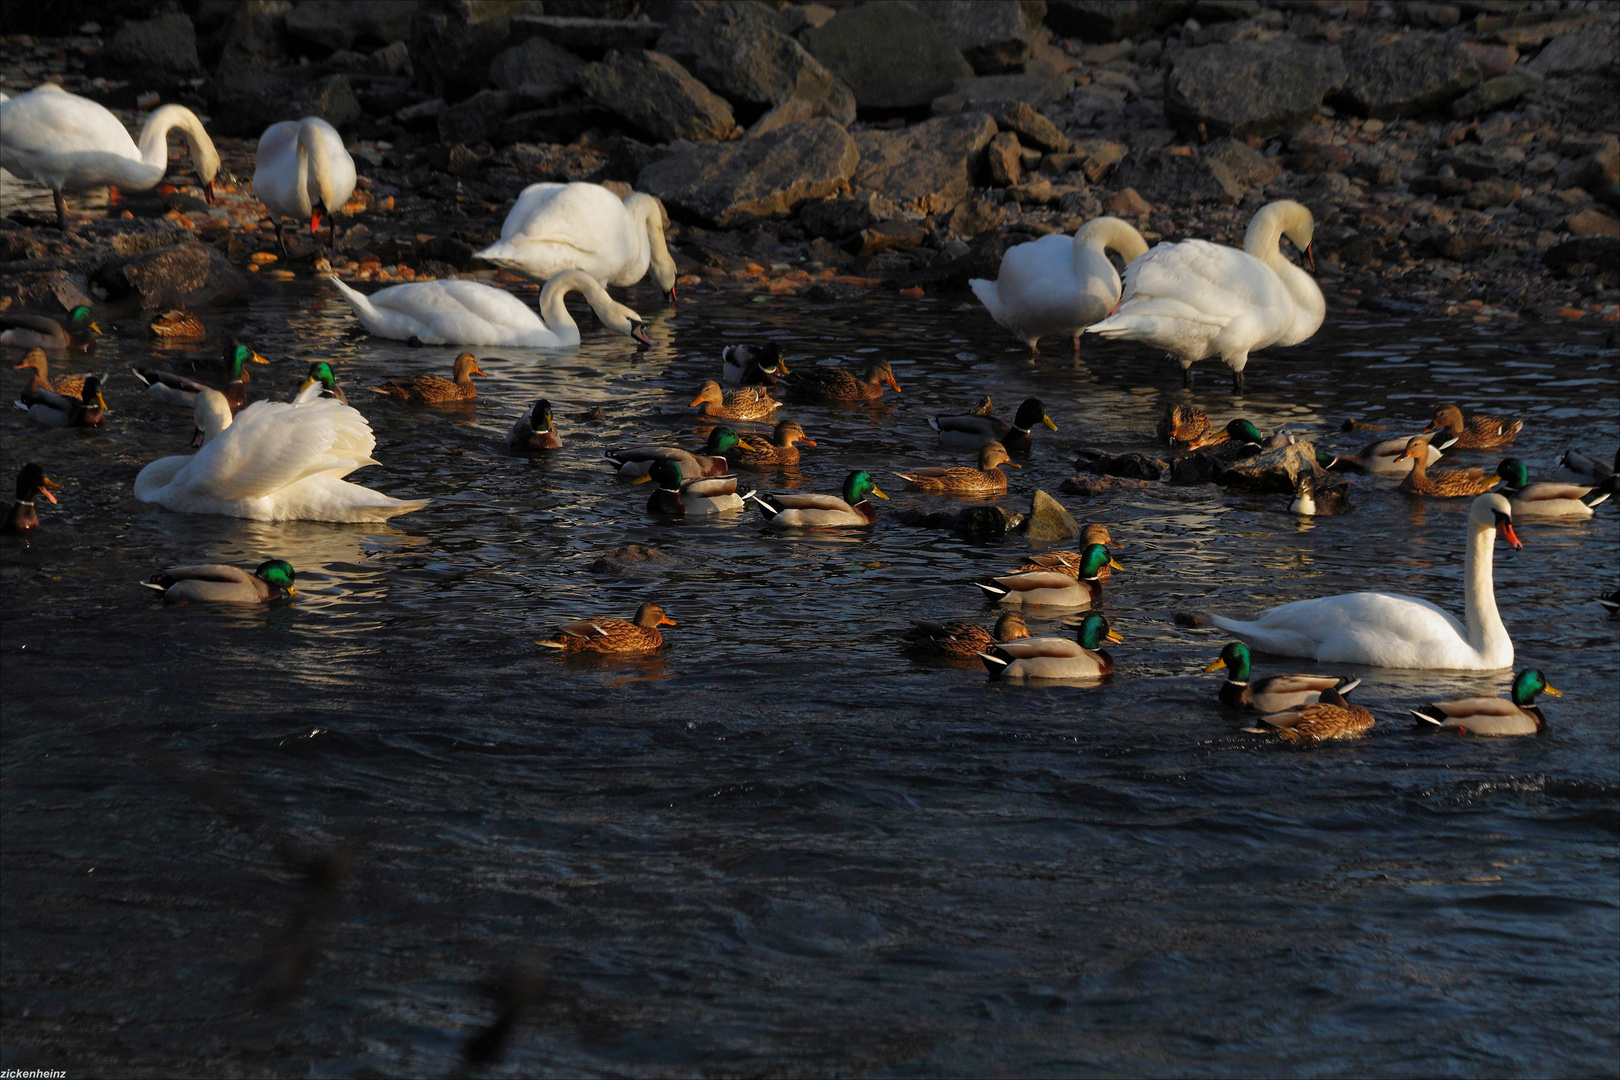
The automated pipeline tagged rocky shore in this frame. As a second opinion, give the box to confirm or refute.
[2,0,1617,327]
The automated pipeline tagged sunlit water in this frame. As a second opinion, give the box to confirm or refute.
[3,276,1617,1076]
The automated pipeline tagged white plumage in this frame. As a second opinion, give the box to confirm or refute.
[475,182,677,298]
[252,117,356,244]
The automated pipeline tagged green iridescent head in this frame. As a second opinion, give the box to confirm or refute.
[1073,612,1120,650]
[842,470,887,504]
[1226,419,1264,446]
[1496,458,1529,489]
[1207,640,1251,681]
[705,425,741,456]
[68,305,98,333]
[306,361,337,390]
[254,559,296,595]
[530,399,554,432]
[1014,397,1057,431]
[1077,542,1118,579]
[224,340,267,377]
[1511,667,1560,706]
[650,458,686,490]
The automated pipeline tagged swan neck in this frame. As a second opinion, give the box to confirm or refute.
[1464,514,1506,656]
[537,273,586,345]
[137,106,219,182]
[629,194,676,290]
[1243,208,1288,269]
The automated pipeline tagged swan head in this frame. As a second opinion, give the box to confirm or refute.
[1470,492,1521,549]
[1512,668,1560,706]
[1254,199,1315,271]
[604,301,653,347]
[626,192,677,301]
[842,470,888,505]
[255,559,298,597]
[191,388,232,448]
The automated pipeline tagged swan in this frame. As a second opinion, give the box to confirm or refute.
[327,269,653,348]
[134,388,428,522]
[1208,493,1521,671]
[474,182,678,301]
[252,117,356,251]
[970,216,1149,355]
[0,84,220,230]
[1086,200,1324,392]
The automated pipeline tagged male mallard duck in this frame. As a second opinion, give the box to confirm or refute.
[1425,404,1521,449]
[1319,432,1452,477]
[0,305,100,350]
[645,458,747,516]
[1243,687,1375,744]
[1409,667,1559,736]
[783,359,901,403]
[134,340,269,412]
[1397,436,1500,497]
[149,309,206,340]
[1183,417,1271,452]
[929,397,1056,452]
[1205,641,1361,713]
[980,612,1122,681]
[735,420,816,468]
[690,379,778,422]
[13,348,105,402]
[974,542,1119,608]
[536,601,675,655]
[1289,472,1350,516]
[749,469,887,528]
[289,361,348,404]
[1017,524,1120,580]
[722,343,788,386]
[142,559,297,604]
[370,351,484,404]
[908,612,1029,661]
[17,376,107,427]
[607,425,740,480]
[895,441,1019,497]
[506,398,561,451]
[1557,447,1616,485]
[1157,403,1210,447]
[1494,458,1612,518]
[1598,589,1619,616]
[2,463,60,534]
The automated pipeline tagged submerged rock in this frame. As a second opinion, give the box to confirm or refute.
[1074,449,1167,482]
[1219,441,1319,494]
[95,242,251,309]
[1022,489,1078,543]
[639,118,857,228]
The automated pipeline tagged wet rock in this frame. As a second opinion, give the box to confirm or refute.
[1449,73,1537,119]
[511,14,664,54]
[1056,186,1101,218]
[1046,0,1192,42]
[1071,139,1125,183]
[412,4,538,102]
[947,194,1006,238]
[638,118,857,228]
[489,36,585,100]
[800,1,973,111]
[986,131,1023,187]
[1544,236,1620,275]
[659,2,836,115]
[1335,31,1481,119]
[1565,208,1620,238]
[417,235,478,268]
[217,1,294,70]
[1462,177,1520,211]
[996,101,1069,154]
[956,504,1023,541]
[922,1,1043,75]
[1524,27,1619,77]
[852,112,998,216]
[100,13,200,86]
[1203,137,1282,188]
[1165,38,1347,140]
[1169,452,1224,485]
[1022,489,1078,543]
[1461,41,1518,80]
[285,0,419,50]
[1110,150,1244,206]
[1061,474,1149,496]
[1075,449,1167,481]
[437,89,513,145]
[211,72,361,136]
[1219,441,1318,495]
[582,50,737,143]
[931,71,1067,115]
[0,262,95,314]
[95,242,251,310]
[1105,187,1152,215]
[1338,233,1385,265]
[799,192,895,241]
[847,219,928,256]
[591,543,678,576]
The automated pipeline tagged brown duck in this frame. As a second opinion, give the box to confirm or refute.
[1017,524,1119,581]
[13,348,100,401]
[1157,403,1210,447]
[1243,687,1376,744]
[536,602,675,655]
[735,420,816,468]
[149,309,206,340]
[894,442,1018,497]
[782,359,901,403]
[690,379,778,422]
[1397,436,1501,497]
[370,352,485,404]
[1425,404,1521,449]
[907,612,1030,661]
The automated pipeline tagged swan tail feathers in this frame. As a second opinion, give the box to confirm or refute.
[969,278,1005,324]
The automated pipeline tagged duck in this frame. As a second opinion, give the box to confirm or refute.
[2,463,60,534]
[690,379,778,422]
[749,469,887,529]
[1157,403,1210,447]
[370,352,484,405]
[607,425,740,480]
[1493,458,1612,518]
[782,359,901,403]
[290,361,347,405]
[1,305,100,350]
[929,397,1056,453]
[645,458,748,516]
[1396,436,1501,497]
[721,343,789,386]
[970,216,1150,355]
[908,612,1030,661]
[1289,472,1351,516]
[328,269,654,348]
[474,182,677,301]
[142,559,298,604]
[506,398,561,451]
[1318,431,1452,477]
[536,601,675,655]
[1410,667,1559,736]
[734,420,816,468]
[17,375,106,427]
[1598,589,1619,617]
[1180,417,1271,453]
[974,542,1119,608]
[1556,447,1616,485]
[134,340,269,412]
[895,442,1019,497]
[253,117,357,252]
[1205,641,1361,712]
[1016,524,1120,581]
[1207,493,1520,670]
[980,613,1121,681]
[13,348,103,400]
[1242,687,1375,744]
[1424,404,1521,450]
[0,84,220,230]
[133,387,429,522]
[1086,199,1324,392]
[149,309,206,340]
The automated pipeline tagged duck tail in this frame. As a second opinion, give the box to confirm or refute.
[1582,477,1617,506]
[972,579,1010,599]
[12,399,28,413]
[977,649,1010,678]
[534,638,566,650]
[747,491,782,519]
[1335,676,1363,698]
[139,581,167,593]
[927,415,942,433]
[1409,707,1445,727]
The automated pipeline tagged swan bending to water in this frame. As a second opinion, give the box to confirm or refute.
[253,117,356,251]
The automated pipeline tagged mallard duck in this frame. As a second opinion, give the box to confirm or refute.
[370,351,485,404]
[1397,436,1500,497]
[1598,589,1619,616]
[13,348,104,401]
[734,420,815,468]
[1017,524,1120,580]
[690,379,778,422]
[645,458,747,516]
[1409,667,1559,736]
[929,397,1056,452]
[1494,458,1612,518]
[0,305,100,350]
[2,463,60,534]
[1425,404,1521,449]
[507,398,561,451]
[895,442,1018,497]
[17,375,106,427]
[1289,472,1350,516]
[149,309,205,340]
[749,469,887,528]
[974,542,1120,608]
[1182,417,1270,452]
[980,613,1121,681]
[966,395,995,417]
[782,359,900,403]
[289,361,348,405]
[1157,403,1210,447]
[607,425,740,480]
[1557,447,1616,485]
[1205,641,1361,712]
[1319,432,1452,477]
[142,559,297,603]
[536,601,675,655]
[907,612,1030,660]
[721,343,788,386]
[134,340,269,412]
[1243,687,1375,744]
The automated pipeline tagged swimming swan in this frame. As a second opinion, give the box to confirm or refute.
[252,117,356,251]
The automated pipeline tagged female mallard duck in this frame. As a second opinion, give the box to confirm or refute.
[1320,431,1452,477]
[1425,404,1521,449]
[980,612,1122,680]
[18,376,106,427]
[142,559,297,604]
[1017,524,1119,581]
[895,441,1018,497]
[1397,436,1500,497]
[929,397,1056,452]
[1409,667,1559,736]
[370,352,485,405]
[645,458,747,516]
[149,309,205,340]
[782,359,901,403]
[974,542,1119,608]
[908,612,1030,661]
[536,601,675,655]
[13,348,104,401]
[1243,687,1375,743]
[134,340,269,412]
[2,463,60,534]
[1205,641,1361,713]
[749,469,887,529]
[507,398,561,451]
[735,420,816,468]
[1494,458,1612,518]
[0,305,100,350]
[608,425,740,480]
[1289,472,1350,516]
[690,379,778,422]
[289,361,348,405]
[1157,403,1210,447]
[721,343,788,386]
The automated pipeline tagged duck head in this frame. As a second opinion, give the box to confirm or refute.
[843,470,888,504]
[632,602,677,629]
[255,559,298,597]
[1014,397,1058,432]
[1077,542,1122,580]
[15,463,59,505]
[704,425,741,457]
[1512,668,1560,706]
[1205,641,1252,682]
[1072,612,1122,650]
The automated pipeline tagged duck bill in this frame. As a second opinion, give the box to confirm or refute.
[39,477,60,504]
[658,615,678,627]
[629,474,653,485]
[885,377,903,393]
[95,392,108,410]
[688,394,708,407]
[798,438,817,447]
[1002,461,1022,468]
[285,585,299,597]
[471,366,487,378]
[1042,414,1058,431]
[1497,520,1522,549]
[870,486,889,500]
[249,350,269,364]
[1105,629,1123,644]
[1204,657,1227,672]
[299,376,318,393]
[1108,557,1125,571]
[90,322,103,335]
[1542,683,1562,697]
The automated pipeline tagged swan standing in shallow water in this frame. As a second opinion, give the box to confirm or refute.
[475,182,678,301]
[970,216,1149,355]
[253,117,356,252]
[1087,200,1324,392]
[0,84,220,230]
[327,269,654,348]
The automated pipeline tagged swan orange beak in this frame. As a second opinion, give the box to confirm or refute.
[664,285,678,304]
[310,208,323,235]
[190,426,205,448]
[1497,520,1522,550]
[631,323,654,347]
[1305,242,1315,272]
[203,180,215,205]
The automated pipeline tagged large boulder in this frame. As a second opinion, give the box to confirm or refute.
[1202,137,1282,187]
[436,89,512,144]
[1046,1,1192,42]
[922,1,1045,75]
[210,71,361,136]
[801,1,974,111]
[216,1,294,71]
[94,242,251,309]
[99,13,200,87]
[581,50,737,143]
[1335,31,1481,119]
[852,112,999,215]
[509,14,664,53]
[411,3,541,102]
[284,0,420,50]
[1109,149,1245,205]
[930,71,1067,115]
[1524,26,1619,77]
[1219,441,1318,494]
[488,36,586,101]
[1166,38,1346,140]
[638,118,857,227]
[997,101,1070,152]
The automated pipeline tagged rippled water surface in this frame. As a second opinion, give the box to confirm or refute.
[3,277,1617,1077]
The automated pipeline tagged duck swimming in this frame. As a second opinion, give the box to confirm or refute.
[1410,667,1559,736]
[749,470,887,529]
[782,359,900,403]
[608,425,740,480]
[2,463,60,534]
[645,458,747,516]
[1,305,100,350]
[536,602,675,655]
[980,612,1122,681]
[370,352,484,405]
[18,375,106,427]
[1242,687,1375,744]
[507,399,561,451]
[734,420,815,468]
[1205,641,1361,713]
[895,442,1018,497]
[1424,404,1521,450]
[974,543,1119,608]
[929,397,1056,453]
[143,560,297,604]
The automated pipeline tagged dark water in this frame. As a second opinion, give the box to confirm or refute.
[3,277,1617,1077]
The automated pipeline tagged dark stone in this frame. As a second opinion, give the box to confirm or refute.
[1169,452,1224,485]
[658,1,843,118]
[986,131,1023,186]
[1075,449,1167,481]
[947,194,1006,238]
[94,241,251,309]
[436,89,512,145]
[217,1,294,71]
[1524,27,1619,77]
[800,1,974,111]
[996,101,1070,153]
[799,192,893,241]
[1544,236,1620,273]
[411,4,538,102]
[1203,137,1282,187]
[1339,233,1385,265]
[1072,139,1126,183]
[1022,489,1078,542]
[1166,37,1346,140]
[415,236,477,269]
[1046,0,1193,42]
[99,13,200,86]
[1195,0,1260,19]
[581,50,737,143]
[931,71,1067,115]
[210,71,361,137]
[1219,441,1319,494]
[852,112,999,216]
[1335,30,1481,119]
[1409,174,1471,196]
[1434,231,1495,261]
[1462,177,1520,210]
[285,0,419,50]
[510,14,664,55]
[488,36,586,100]
[922,1,1043,75]
[955,504,1022,540]
[1449,73,1538,119]
[847,219,929,256]
[1110,149,1245,206]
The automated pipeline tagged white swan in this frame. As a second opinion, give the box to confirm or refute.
[1209,493,1520,671]
[252,117,356,251]
[327,268,654,348]
[475,182,678,301]
[0,84,220,229]
[970,216,1149,355]
[134,388,428,522]
[1086,199,1324,392]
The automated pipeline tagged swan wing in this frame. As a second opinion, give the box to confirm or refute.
[1123,240,1286,313]
[481,183,639,282]
[1,87,138,159]
[1211,592,1472,665]
[181,398,376,501]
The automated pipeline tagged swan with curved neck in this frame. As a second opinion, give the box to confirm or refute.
[253,117,356,251]
[327,269,654,348]
[1208,493,1518,670]
[0,85,220,229]
[1086,199,1324,392]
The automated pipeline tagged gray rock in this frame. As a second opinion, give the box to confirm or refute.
[947,194,1006,237]
[1071,138,1125,183]
[848,218,929,256]
[1203,137,1282,187]
[489,36,585,100]
[412,4,539,102]
[437,89,512,145]
[285,0,419,50]
[1022,489,1079,542]
[582,50,737,143]
[852,112,999,216]
[638,118,857,227]
[659,2,824,109]
[1525,25,1619,76]
[799,192,895,241]
[749,77,856,137]
[1543,236,1620,274]
[986,131,1023,186]
[801,1,973,110]
[956,504,1023,540]
[1449,72,1538,118]
[1335,31,1481,119]
[1110,149,1245,205]
[1462,177,1521,210]
[1219,441,1318,495]
[1046,0,1192,42]
[1166,38,1347,140]
[217,1,293,70]
[510,14,663,53]
[1075,449,1167,481]
[931,71,1067,115]
[210,71,361,136]
[922,1,1043,75]
[996,101,1070,153]
[101,13,200,83]
[95,242,251,309]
